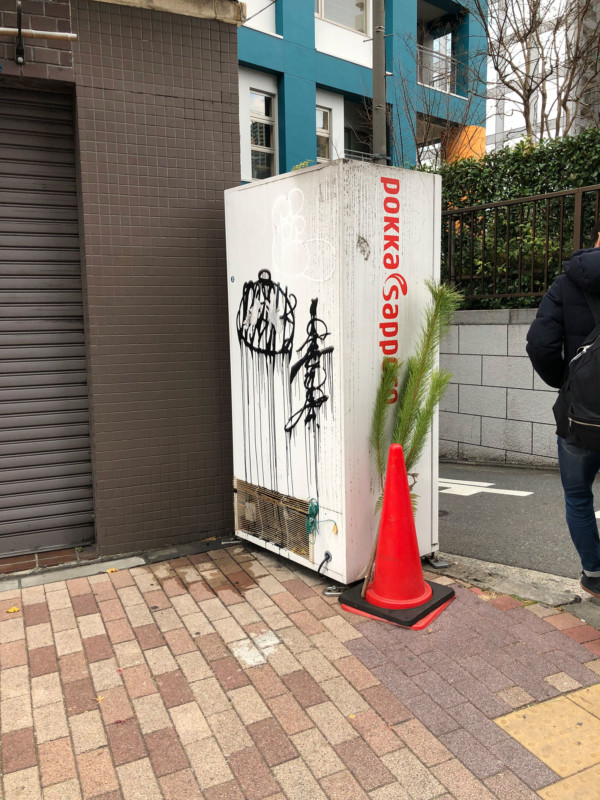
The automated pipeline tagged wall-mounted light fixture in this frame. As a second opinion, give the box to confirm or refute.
[0,0,77,65]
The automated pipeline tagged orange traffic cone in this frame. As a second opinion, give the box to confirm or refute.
[339,444,454,630]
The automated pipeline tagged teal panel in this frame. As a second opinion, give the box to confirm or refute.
[237,1,487,170]
[278,74,317,172]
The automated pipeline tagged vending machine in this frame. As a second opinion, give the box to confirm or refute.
[225,160,441,584]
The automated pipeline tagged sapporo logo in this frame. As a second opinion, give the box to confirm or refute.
[379,176,407,404]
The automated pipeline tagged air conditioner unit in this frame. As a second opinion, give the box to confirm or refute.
[225,159,441,584]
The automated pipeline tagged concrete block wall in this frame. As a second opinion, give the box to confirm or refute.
[439,309,559,466]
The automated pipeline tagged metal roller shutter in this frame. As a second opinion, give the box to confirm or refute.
[0,86,94,557]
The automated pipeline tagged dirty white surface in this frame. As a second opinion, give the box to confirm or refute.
[225,160,441,582]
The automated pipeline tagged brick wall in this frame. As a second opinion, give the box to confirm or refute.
[0,0,74,80]
[1,0,241,554]
[439,310,559,467]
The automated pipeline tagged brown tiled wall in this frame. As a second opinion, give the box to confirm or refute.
[73,0,238,554]
[1,0,239,554]
[0,0,74,80]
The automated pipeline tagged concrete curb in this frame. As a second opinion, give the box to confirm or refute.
[0,537,240,592]
[437,551,600,629]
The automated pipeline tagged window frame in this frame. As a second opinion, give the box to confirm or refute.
[249,88,277,181]
[316,105,332,162]
[315,0,369,36]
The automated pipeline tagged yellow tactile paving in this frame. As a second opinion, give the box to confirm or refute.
[569,683,600,720]
[495,695,600,778]
[538,762,600,800]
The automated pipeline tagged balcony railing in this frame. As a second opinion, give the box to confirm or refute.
[344,149,375,162]
[417,44,458,95]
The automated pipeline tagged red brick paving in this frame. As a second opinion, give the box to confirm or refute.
[1,727,38,773]
[64,677,98,716]
[562,623,600,643]
[1,543,599,800]
[137,623,166,651]
[72,594,100,617]
[28,644,58,677]
[106,718,147,766]
[156,669,195,708]
[247,718,299,767]
[145,727,190,776]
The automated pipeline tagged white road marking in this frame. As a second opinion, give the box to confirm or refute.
[438,478,495,487]
[439,478,533,498]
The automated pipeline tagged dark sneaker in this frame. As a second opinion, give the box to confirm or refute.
[580,573,600,598]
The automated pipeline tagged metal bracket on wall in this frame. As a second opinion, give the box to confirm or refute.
[15,1,23,65]
[0,0,78,65]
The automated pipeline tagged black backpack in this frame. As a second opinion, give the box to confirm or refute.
[553,291,600,450]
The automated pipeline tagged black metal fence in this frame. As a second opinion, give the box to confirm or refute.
[442,184,600,308]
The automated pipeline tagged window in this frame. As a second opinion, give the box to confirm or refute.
[250,90,276,180]
[316,106,331,161]
[315,0,368,34]
[417,26,457,95]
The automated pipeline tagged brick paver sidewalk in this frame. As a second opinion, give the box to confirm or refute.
[1,543,600,800]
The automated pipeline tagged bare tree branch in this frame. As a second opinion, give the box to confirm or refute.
[471,0,600,140]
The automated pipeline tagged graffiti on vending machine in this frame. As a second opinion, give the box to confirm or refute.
[285,297,334,498]
[271,188,336,283]
[236,269,297,490]
[236,267,335,500]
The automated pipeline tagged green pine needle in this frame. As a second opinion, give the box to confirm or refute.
[370,358,402,495]
[404,369,452,473]
[370,280,463,515]
[392,280,461,452]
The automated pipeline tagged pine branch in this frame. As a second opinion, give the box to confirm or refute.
[391,281,461,453]
[368,280,462,519]
[405,369,453,473]
[370,358,402,495]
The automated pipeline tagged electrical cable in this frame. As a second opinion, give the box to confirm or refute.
[306,498,338,543]
[306,498,319,542]
[317,552,332,574]
[244,0,277,24]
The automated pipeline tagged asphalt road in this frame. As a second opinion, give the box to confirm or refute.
[438,462,585,579]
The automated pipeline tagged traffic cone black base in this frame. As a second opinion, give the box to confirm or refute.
[340,580,455,630]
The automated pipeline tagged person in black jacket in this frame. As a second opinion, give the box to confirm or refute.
[527,221,600,597]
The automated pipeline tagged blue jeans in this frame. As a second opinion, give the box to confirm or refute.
[558,437,600,577]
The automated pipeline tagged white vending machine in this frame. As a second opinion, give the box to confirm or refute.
[225,160,441,584]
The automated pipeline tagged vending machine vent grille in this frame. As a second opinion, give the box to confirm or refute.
[234,479,311,559]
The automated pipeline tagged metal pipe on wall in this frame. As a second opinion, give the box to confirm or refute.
[372,0,387,164]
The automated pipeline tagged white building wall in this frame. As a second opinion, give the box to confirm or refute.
[243,0,277,36]
[316,88,345,161]
[315,17,373,70]
[239,68,279,183]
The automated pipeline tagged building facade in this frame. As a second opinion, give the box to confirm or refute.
[0,0,243,565]
[486,0,600,151]
[237,0,487,180]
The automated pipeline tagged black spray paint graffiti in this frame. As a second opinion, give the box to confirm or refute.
[285,298,334,498]
[237,269,296,490]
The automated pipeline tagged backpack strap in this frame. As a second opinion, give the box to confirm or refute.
[584,291,600,326]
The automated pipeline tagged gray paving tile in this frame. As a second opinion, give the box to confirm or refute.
[447,702,511,748]
[439,729,505,779]
[401,694,461,736]
[344,638,388,669]
[412,670,466,708]
[371,663,424,703]
[490,738,560,791]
